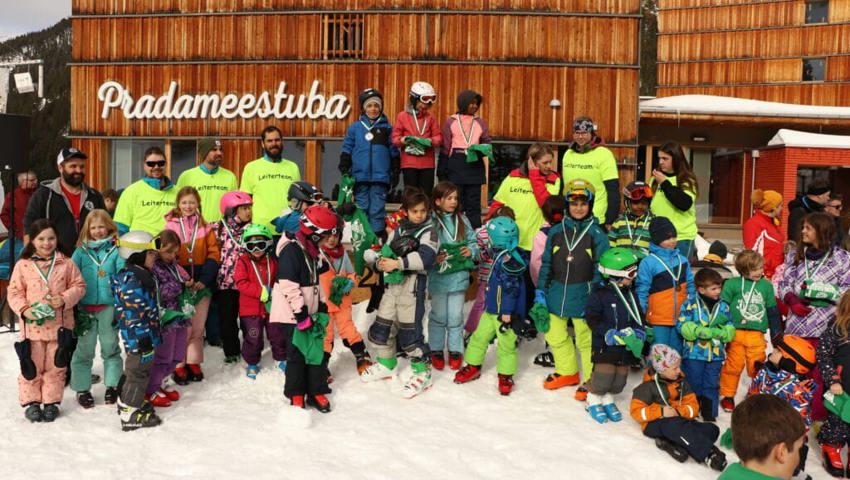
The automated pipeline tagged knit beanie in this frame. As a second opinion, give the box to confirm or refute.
[649,216,677,245]
[649,344,681,373]
[708,240,728,259]
[808,183,830,196]
[751,189,782,213]
[198,137,221,158]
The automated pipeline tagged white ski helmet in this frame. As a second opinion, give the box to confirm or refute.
[118,231,156,259]
[409,81,437,105]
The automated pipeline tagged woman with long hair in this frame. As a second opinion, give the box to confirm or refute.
[651,142,699,259]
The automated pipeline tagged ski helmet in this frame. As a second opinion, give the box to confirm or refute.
[565,179,595,203]
[775,335,817,375]
[409,81,437,106]
[598,247,640,279]
[288,181,324,209]
[486,217,519,252]
[241,223,273,243]
[219,191,253,215]
[358,88,383,110]
[623,181,653,207]
[117,231,156,259]
[299,205,340,243]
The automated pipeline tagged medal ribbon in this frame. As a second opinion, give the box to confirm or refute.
[456,114,475,147]
[249,255,272,291]
[803,247,830,281]
[612,282,643,326]
[411,109,427,136]
[562,221,593,257]
[81,244,116,271]
[178,216,200,257]
[34,254,57,287]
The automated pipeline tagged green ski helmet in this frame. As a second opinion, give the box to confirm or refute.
[241,223,273,243]
[486,217,519,251]
[598,247,641,279]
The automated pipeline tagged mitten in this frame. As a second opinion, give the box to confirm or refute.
[789,302,812,317]
[621,332,645,359]
[696,326,713,340]
[605,329,623,346]
[295,307,312,330]
[719,325,736,343]
[528,302,550,333]
[644,326,654,344]
[338,152,352,175]
[783,292,807,307]
[337,202,357,217]
[53,327,75,368]
[259,286,269,303]
[14,339,36,380]
[678,322,699,341]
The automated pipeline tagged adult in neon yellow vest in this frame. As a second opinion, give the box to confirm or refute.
[176,137,237,223]
[651,141,699,259]
[489,143,562,251]
[561,116,621,229]
[113,146,177,235]
[239,126,301,232]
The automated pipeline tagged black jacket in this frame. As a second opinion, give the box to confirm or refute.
[787,195,824,244]
[23,178,105,256]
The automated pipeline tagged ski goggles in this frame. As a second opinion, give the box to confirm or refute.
[245,240,270,253]
[566,189,593,202]
[418,94,437,104]
[625,185,653,201]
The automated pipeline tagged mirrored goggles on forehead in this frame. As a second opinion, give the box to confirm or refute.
[419,94,437,104]
[245,240,270,252]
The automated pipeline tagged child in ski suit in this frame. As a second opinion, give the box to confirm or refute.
[165,186,221,383]
[339,87,400,234]
[630,343,727,471]
[271,181,324,235]
[428,181,478,370]
[319,219,373,376]
[438,89,491,229]
[70,209,124,409]
[112,230,163,431]
[392,81,442,195]
[817,292,850,477]
[635,216,695,355]
[537,179,609,399]
[147,230,192,407]
[584,247,646,423]
[530,195,566,287]
[676,268,734,422]
[361,188,439,399]
[465,206,515,337]
[10,219,86,423]
[454,217,528,395]
[608,180,654,258]
[215,190,253,364]
[236,224,285,379]
[719,250,782,413]
[272,205,337,412]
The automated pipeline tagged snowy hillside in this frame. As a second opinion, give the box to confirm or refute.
[0,301,827,479]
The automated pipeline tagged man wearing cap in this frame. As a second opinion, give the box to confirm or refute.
[24,148,106,255]
[787,180,830,244]
[561,116,621,230]
[176,138,238,223]
[113,146,177,235]
[239,126,301,231]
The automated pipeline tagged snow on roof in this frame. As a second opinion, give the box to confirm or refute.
[768,128,850,149]
[640,95,850,119]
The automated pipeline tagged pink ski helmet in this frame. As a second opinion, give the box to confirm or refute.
[219,191,253,215]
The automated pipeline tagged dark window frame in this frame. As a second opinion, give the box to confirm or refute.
[802,57,826,82]
[805,0,829,25]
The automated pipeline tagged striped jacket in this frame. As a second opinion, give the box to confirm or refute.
[608,212,654,257]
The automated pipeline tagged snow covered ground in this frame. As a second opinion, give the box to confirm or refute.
[0,302,827,479]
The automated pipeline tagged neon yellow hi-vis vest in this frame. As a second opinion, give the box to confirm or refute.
[239,157,301,231]
[561,146,618,224]
[651,175,697,241]
[176,166,238,223]
[113,179,177,235]
[493,175,561,251]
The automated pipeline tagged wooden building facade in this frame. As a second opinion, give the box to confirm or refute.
[70,0,641,198]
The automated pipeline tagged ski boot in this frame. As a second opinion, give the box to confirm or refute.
[448,352,463,371]
[246,364,260,380]
[655,438,688,463]
[720,396,735,413]
[76,391,95,409]
[543,373,580,390]
[355,351,373,375]
[104,387,119,405]
[585,394,608,424]
[172,366,190,386]
[307,394,332,413]
[42,403,60,422]
[186,364,204,382]
[574,385,589,401]
[705,445,728,471]
[278,360,287,373]
[822,444,845,478]
[24,402,43,423]
[454,364,482,384]
[601,394,623,422]
[290,395,305,408]
[534,351,555,368]
[360,358,397,382]
[118,399,162,431]
[497,374,514,396]
[430,351,445,371]
[146,390,172,408]
[402,362,432,399]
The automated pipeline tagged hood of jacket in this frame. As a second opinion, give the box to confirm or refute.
[648,242,681,262]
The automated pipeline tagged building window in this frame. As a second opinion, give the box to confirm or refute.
[322,14,365,59]
[110,139,166,190]
[803,58,826,82]
[805,1,829,24]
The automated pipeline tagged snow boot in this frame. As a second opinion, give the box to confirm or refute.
[186,364,204,382]
[104,387,119,405]
[822,444,845,478]
[454,364,482,384]
[24,402,43,423]
[76,391,95,409]
[655,438,689,463]
[705,445,728,472]
[246,364,260,380]
[290,395,305,408]
[585,393,608,424]
[448,352,463,371]
[402,362,432,399]
[720,396,735,413]
[118,400,162,431]
[41,403,60,422]
[575,385,589,401]
[534,351,555,368]
[498,374,514,396]
[601,394,623,422]
[147,390,172,408]
[224,355,239,365]
[278,360,287,372]
[543,372,580,390]
[172,366,190,386]
[307,394,332,413]
[355,351,373,375]
[361,358,397,382]
[430,351,445,371]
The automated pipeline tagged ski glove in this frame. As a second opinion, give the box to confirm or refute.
[534,289,547,306]
[295,307,312,331]
[528,302,550,334]
[678,322,700,341]
[783,292,812,317]
[338,153,352,175]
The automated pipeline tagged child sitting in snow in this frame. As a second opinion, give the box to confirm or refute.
[630,343,726,471]
[584,247,646,423]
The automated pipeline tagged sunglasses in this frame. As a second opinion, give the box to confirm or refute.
[245,240,270,252]
[625,186,653,201]
[419,94,437,104]
[146,160,166,168]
